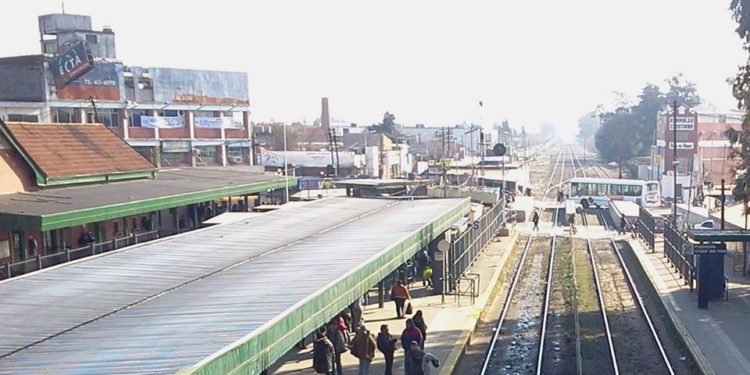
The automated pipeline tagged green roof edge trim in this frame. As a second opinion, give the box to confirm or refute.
[38,176,296,231]
[176,198,470,375]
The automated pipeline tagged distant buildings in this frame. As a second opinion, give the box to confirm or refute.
[0,13,253,169]
[655,104,742,199]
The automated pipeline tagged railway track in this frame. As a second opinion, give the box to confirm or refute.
[479,234,555,375]
[582,212,675,374]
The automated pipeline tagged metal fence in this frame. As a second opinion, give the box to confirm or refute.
[663,221,693,287]
[0,230,159,281]
[448,202,504,289]
[638,206,656,251]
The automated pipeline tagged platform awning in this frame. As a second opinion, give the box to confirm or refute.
[0,197,469,375]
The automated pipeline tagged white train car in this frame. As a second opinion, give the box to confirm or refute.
[569,177,659,208]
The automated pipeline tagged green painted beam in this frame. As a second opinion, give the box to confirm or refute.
[42,170,156,187]
[176,198,470,375]
[38,177,296,231]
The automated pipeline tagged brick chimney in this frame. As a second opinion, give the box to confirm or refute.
[321,97,330,130]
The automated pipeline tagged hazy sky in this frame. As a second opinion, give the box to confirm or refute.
[1,1,746,136]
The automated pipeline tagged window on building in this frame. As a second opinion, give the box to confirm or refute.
[85,34,98,44]
[195,146,219,163]
[6,114,39,122]
[129,109,147,127]
[138,77,153,90]
[52,107,75,123]
[87,109,120,127]
[124,75,134,89]
[159,110,183,117]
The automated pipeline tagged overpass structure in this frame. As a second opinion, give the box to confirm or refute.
[0,197,468,375]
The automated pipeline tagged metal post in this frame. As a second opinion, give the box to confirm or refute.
[378,280,385,308]
[4,262,10,278]
[721,179,726,231]
[283,123,289,204]
[502,156,507,225]
[672,100,678,225]
[66,247,71,262]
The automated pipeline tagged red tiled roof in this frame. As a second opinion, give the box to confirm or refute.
[2,122,155,179]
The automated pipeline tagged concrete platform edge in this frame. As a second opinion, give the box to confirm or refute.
[443,231,519,374]
[627,238,715,375]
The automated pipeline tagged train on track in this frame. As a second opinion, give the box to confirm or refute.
[568,177,660,208]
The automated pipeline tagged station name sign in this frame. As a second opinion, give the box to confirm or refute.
[668,116,696,131]
[50,41,94,89]
[692,243,727,255]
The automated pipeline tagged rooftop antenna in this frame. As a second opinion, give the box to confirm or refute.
[62,1,65,14]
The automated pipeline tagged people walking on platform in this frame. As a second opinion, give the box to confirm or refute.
[377,324,397,375]
[421,263,433,287]
[569,213,577,234]
[350,325,376,375]
[412,310,428,348]
[326,318,349,375]
[400,319,424,350]
[619,213,627,235]
[532,211,540,231]
[404,341,439,375]
[390,280,411,319]
[350,297,364,333]
[313,328,336,375]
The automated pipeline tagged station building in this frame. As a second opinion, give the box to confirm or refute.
[0,119,290,277]
[655,104,742,199]
[0,13,254,169]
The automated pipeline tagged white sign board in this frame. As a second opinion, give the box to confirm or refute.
[195,117,241,129]
[668,116,696,131]
[141,116,184,129]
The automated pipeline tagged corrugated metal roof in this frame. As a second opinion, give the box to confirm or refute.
[2,122,155,179]
[0,197,467,375]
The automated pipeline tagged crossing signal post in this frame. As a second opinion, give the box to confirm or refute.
[494,143,508,225]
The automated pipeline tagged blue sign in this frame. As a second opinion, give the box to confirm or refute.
[50,41,93,89]
[693,243,727,255]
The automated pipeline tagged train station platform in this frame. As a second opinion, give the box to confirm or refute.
[270,227,519,375]
[0,197,468,375]
[628,236,750,375]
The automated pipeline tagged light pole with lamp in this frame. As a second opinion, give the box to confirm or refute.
[283,122,289,203]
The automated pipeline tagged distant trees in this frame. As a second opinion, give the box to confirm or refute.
[369,112,400,136]
[727,1,750,203]
[592,75,702,176]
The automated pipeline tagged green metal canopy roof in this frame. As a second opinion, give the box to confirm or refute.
[0,197,469,374]
[0,168,294,231]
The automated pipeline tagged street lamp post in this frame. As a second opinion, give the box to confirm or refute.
[672,100,678,226]
[283,122,289,204]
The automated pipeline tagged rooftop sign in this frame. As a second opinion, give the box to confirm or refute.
[50,41,94,89]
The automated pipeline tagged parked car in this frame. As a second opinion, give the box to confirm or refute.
[693,219,714,230]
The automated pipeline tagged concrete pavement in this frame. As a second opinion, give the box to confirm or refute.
[629,235,750,375]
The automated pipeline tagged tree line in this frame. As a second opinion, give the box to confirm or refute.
[578,74,701,177]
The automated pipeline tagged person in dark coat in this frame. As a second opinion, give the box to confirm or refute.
[400,319,423,350]
[377,324,397,375]
[327,318,348,375]
[411,310,428,348]
[313,329,335,375]
[532,211,540,231]
[619,214,627,235]
[404,341,425,375]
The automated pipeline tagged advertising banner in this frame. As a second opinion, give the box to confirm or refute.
[57,62,120,101]
[141,116,185,129]
[195,117,240,129]
[50,41,94,89]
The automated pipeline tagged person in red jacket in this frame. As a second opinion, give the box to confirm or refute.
[390,280,411,319]
[400,319,423,350]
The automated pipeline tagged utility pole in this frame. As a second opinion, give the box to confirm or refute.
[672,100,678,225]
[283,122,289,203]
[522,126,527,163]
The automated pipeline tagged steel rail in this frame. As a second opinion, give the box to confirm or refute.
[535,235,557,375]
[479,235,534,375]
[582,212,620,375]
[607,228,675,374]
